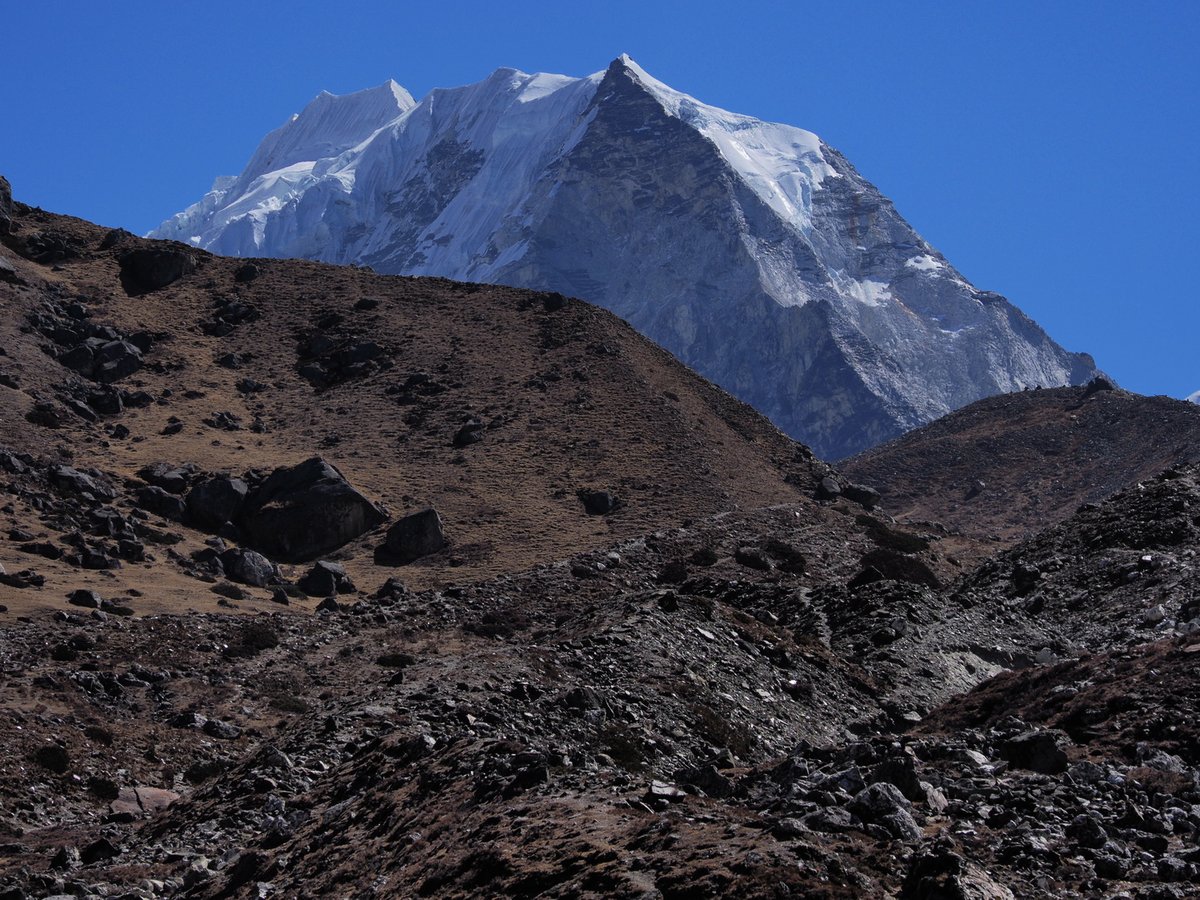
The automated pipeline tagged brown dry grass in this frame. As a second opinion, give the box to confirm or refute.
[1,204,817,615]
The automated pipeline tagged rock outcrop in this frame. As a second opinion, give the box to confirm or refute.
[238,457,387,562]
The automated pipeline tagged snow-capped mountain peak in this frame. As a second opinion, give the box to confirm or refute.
[151,57,1098,458]
[241,80,414,186]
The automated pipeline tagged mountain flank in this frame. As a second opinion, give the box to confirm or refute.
[152,57,1098,459]
[842,382,1200,549]
[0,198,866,614]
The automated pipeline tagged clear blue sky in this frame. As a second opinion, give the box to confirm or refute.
[3,1,1196,399]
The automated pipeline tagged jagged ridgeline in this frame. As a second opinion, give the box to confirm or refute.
[152,56,1099,459]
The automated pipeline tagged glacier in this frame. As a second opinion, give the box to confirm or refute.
[152,55,1099,459]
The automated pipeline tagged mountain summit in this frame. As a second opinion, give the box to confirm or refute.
[153,56,1099,458]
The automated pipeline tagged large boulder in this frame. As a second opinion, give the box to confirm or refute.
[220,548,277,587]
[380,508,446,563]
[1000,730,1069,775]
[138,461,193,494]
[136,486,186,522]
[187,475,249,530]
[297,560,356,597]
[118,247,196,293]
[93,340,143,383]
[49,465,116,501]
[239,457,386,563]
[850,782,921,841]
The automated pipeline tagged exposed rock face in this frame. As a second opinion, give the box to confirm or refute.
[380,508,446,563]
[219,548,277,587]
[186,475,248,530]
[118,247,196,293]
[152,57,1098,458]
[0,174,12,234]
[238,457,387,562]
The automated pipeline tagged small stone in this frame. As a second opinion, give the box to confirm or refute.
[202,719,242,740]
[645,780,686,803]
[451,418,485,447]
[577,488,619,516]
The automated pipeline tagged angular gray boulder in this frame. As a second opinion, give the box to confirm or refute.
[220,548,277,587]
[379,508,446,564]
[298,560,356,597]
[239,457,386,563]
[186,475,249,531]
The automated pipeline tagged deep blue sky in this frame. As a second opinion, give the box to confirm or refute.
[3,1,1196,398]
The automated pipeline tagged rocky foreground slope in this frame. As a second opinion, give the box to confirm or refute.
[2,189,1199,899]
[151,57,1099,458]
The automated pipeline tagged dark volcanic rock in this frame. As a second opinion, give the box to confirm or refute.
[79,838,119,865]
[68,589,102,609]
[136,486,186,522]
[239,457,387,563]
[118,247,196,293]
[138,461,193,494]
[50,464,116,500]
[842,482,882,510]
[32,744,70,773]
[380,508,446,564]
[815,476,842,501]
[99,227,136,250]
[234,262,260,282]
[452,418,485,448]
[852,547,941,590]
[0,253,18,284]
